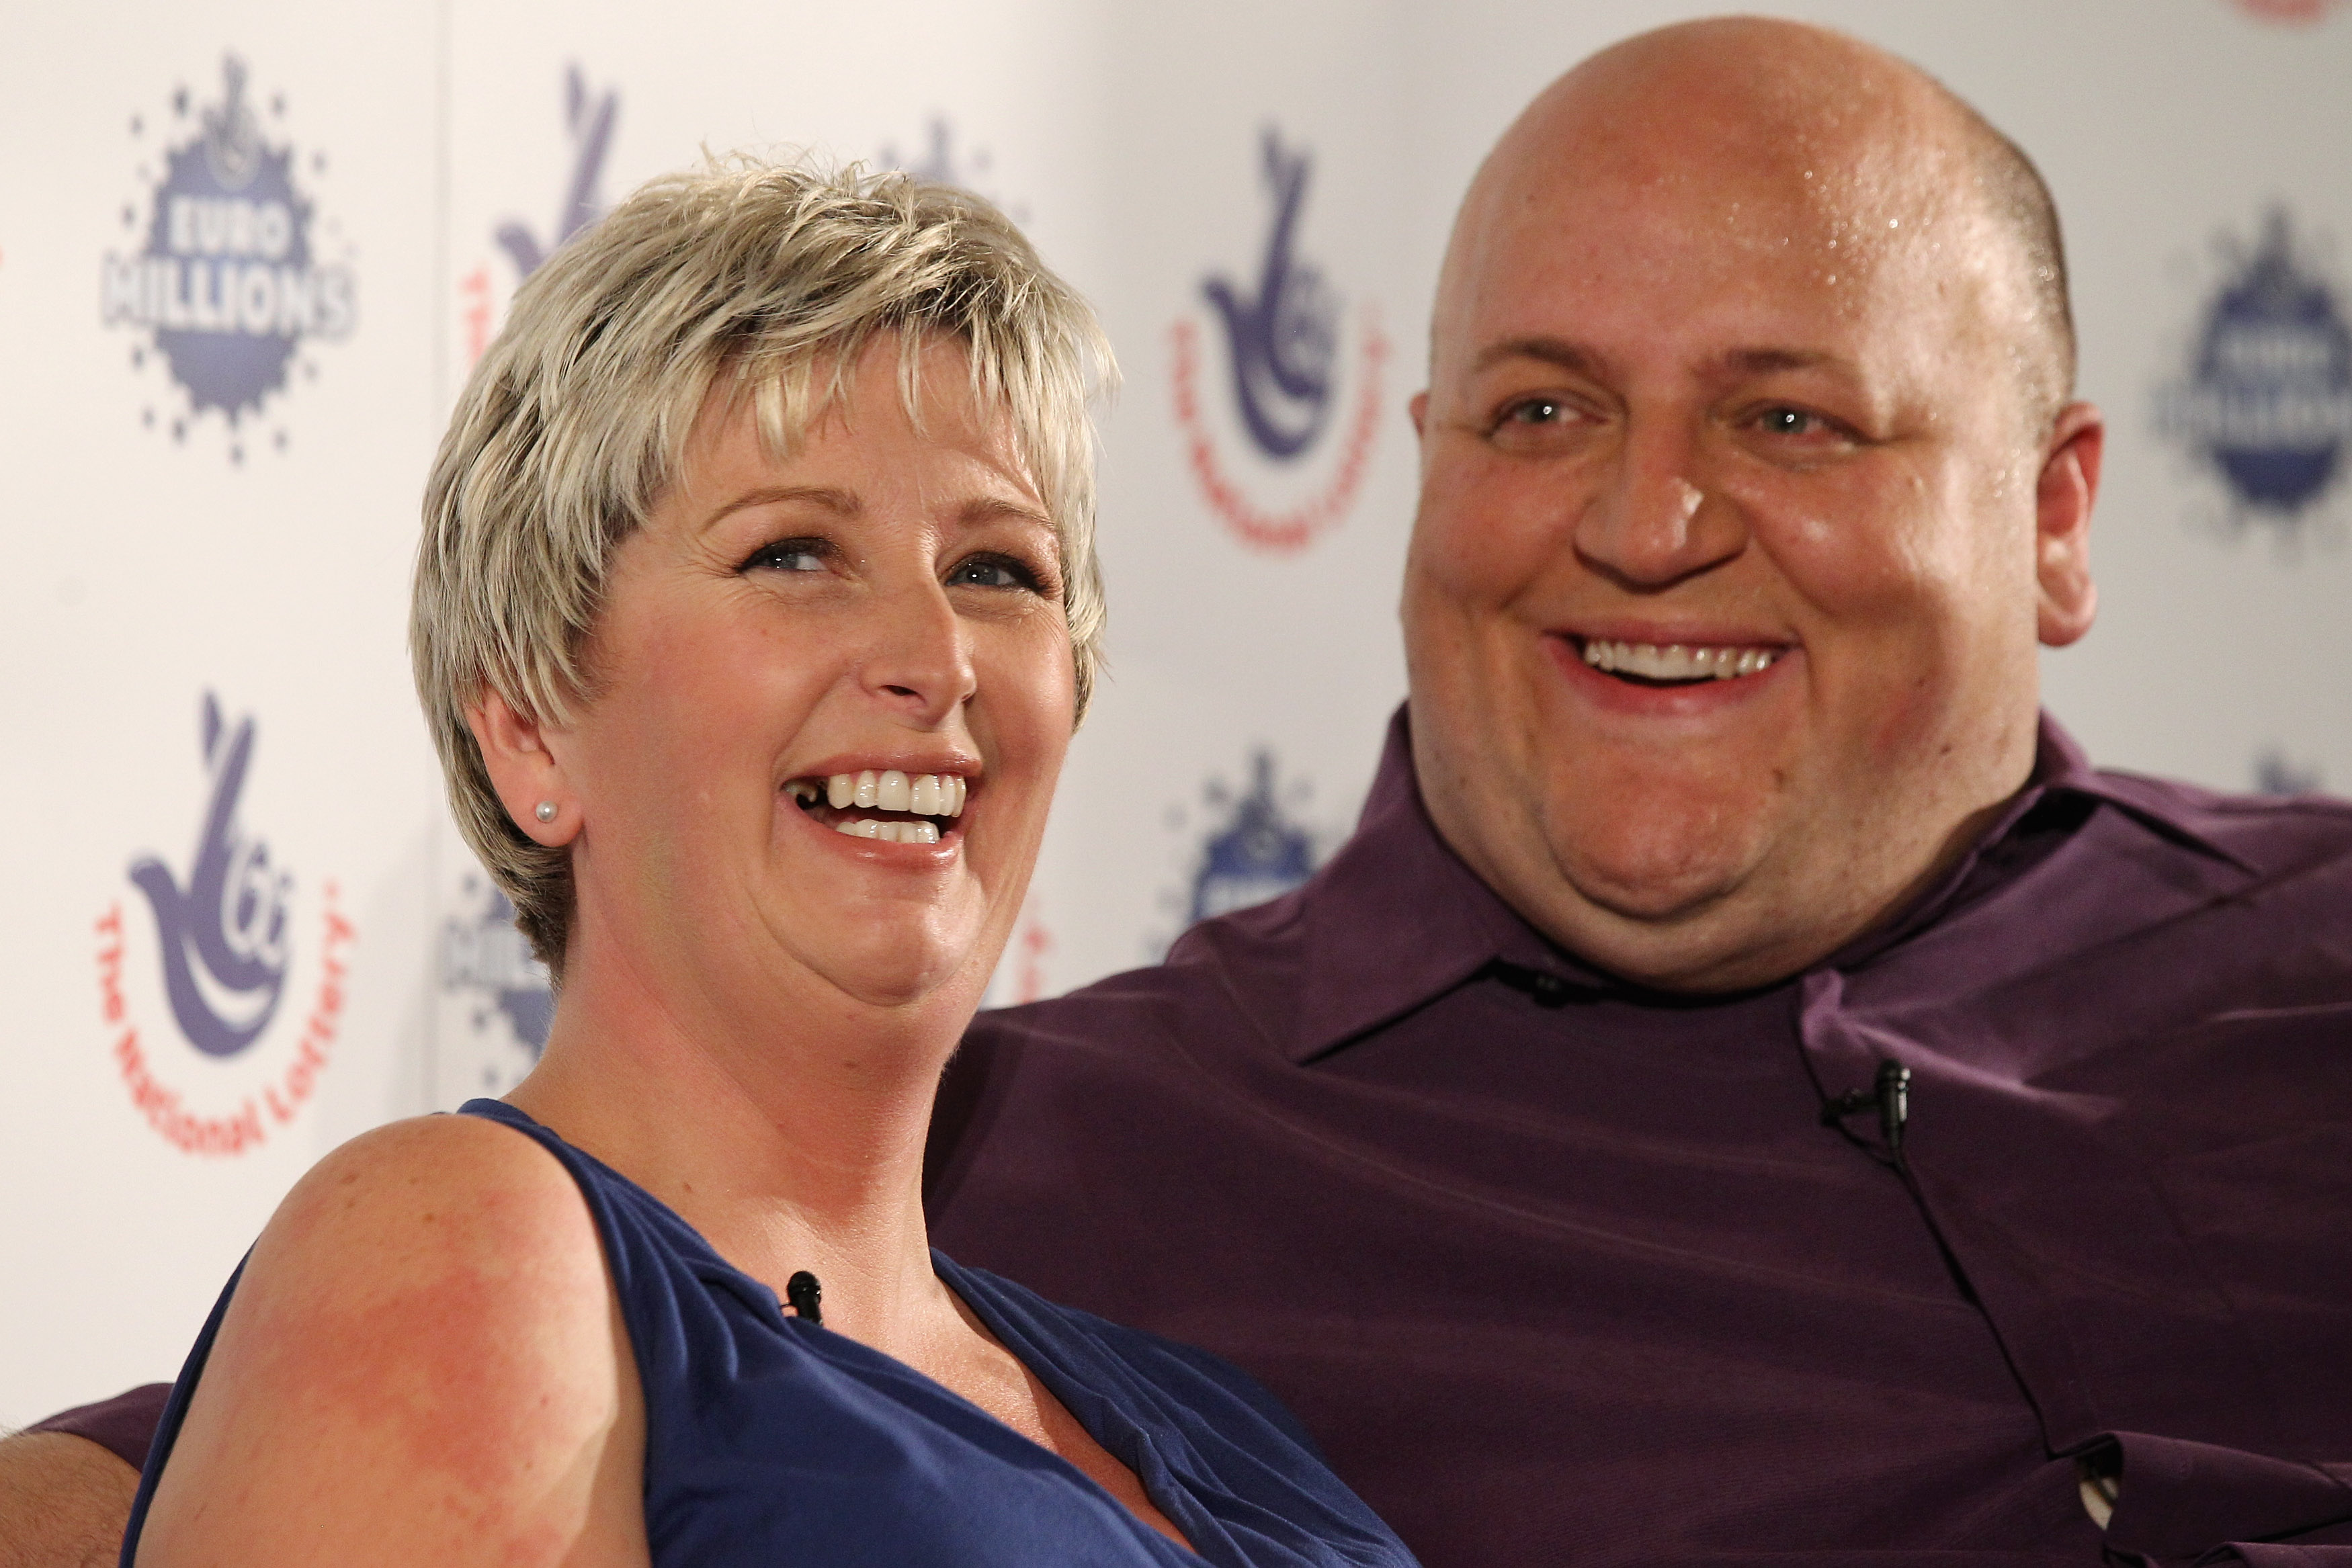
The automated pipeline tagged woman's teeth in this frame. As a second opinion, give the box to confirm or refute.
[782,771,967,845]
[834,818,940,844]
[1582,640,1779,681]
[817,770,966,814]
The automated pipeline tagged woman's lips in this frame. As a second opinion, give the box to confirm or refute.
[784,769,967,846]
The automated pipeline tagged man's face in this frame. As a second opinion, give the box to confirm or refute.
[1402,105,2091,992]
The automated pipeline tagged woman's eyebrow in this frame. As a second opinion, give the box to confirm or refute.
[697,485,859,534]
[956,496,1056,531]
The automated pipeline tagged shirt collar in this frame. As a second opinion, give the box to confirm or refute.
[1285,706,2254,1064]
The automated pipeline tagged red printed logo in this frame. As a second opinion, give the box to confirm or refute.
[2231,0,2345,21]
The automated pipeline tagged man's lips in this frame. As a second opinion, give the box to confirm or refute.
[1550,632,1797,709]
[1573,634,1787,685]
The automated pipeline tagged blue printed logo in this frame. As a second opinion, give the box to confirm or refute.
[2159,209,2352,523]
[878,115,1027,224]
[1173,127,1387,553]
[438,876,554,1097]
[1202,132,1339,460]
[442,879,554,1059]
[495,64,619,279]
[1188,751,1319,923]
[2254,746,2324,794]
[128,692,292,1059]
[101,56,355,458]
[458,64,621,369]
[1142,750,1325,962]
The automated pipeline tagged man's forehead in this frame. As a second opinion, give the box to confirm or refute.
[1434,40,2019,373]
[1484,71,1966,261]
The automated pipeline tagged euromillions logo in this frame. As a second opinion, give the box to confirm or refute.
[1188,752,1319,922]
[1173,128,1388,553]
[101,55,356,461]
[440,876,554,1095]
[2158,209,2352,527]
[461,64,620,367]
[95,692,358,1156]
[1148,751,1323,958]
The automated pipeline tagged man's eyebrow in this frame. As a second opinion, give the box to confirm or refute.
[1720,347,1837,376]
[1470,339,1849,381]
[1470,337,1610,378]
[697,486,858,533]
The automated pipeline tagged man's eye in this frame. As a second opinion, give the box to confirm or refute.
[1503,397,1567,427]
[1757,407,1827,437]
[946,554,1038,592]
[741,539,828,574]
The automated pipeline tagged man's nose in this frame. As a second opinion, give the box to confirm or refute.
[1573,418,1745,589]
[858,578,976,725]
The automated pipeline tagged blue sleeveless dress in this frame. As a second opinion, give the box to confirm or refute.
[121,1099,1418,1568]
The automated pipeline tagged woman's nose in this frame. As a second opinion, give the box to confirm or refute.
[1573,419,1746,590]
[857,578,976,724]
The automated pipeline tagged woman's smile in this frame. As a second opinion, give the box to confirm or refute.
[784,768,972,846]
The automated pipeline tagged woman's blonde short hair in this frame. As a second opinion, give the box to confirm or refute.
[412,157,1112,973]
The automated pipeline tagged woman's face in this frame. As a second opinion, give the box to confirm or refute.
[546,339,1075,1018]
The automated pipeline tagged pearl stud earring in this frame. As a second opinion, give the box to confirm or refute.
[535,801,557,823]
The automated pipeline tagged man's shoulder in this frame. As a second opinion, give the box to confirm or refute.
[929,893,1312,1204]
[966,887,1312,1060]
[2081,765,2352,883]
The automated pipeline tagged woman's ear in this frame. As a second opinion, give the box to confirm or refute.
[466,688,579,844]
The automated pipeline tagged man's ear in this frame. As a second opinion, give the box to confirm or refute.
[466,687,578,844]
[2034,400,2103,648]
[1409,390,1430,440]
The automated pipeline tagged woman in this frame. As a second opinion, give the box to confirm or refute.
[123,160,1415,1567]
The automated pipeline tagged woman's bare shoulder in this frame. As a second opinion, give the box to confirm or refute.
[136,1112,648,1567]
[267,1111,595,1275]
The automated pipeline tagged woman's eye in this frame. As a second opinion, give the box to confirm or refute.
[946,554,1039,592]
[741,539,828,574]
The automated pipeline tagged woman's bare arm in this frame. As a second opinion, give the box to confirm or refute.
[134,1116,646,1568]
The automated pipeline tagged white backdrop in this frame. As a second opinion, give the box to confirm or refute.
[3,0,2349,1426]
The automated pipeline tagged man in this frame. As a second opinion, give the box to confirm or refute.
[10,17,2350,1567]
[929,18,2352,1566]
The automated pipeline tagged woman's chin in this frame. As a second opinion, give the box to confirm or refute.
[780,920,999,1014]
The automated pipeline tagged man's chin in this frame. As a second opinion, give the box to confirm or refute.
[1526,853,1794,994]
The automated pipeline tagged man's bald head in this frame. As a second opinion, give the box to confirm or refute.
[1439,17,2074,429]
[1401,14,2106,992]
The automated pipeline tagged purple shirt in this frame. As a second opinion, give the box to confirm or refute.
[27,1385,170,1471]
[928,709,2352,1568]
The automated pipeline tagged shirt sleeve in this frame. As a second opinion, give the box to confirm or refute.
[24,1384,173,1471]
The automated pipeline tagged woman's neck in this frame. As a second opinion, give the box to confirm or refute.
[504,924,982,1361]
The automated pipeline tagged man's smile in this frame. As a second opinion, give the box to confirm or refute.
[1573,636,1783,686]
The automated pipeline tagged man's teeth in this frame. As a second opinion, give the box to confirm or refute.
[1582,640,1779,681]
[816,769,968,815]
[833,818,941,844]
